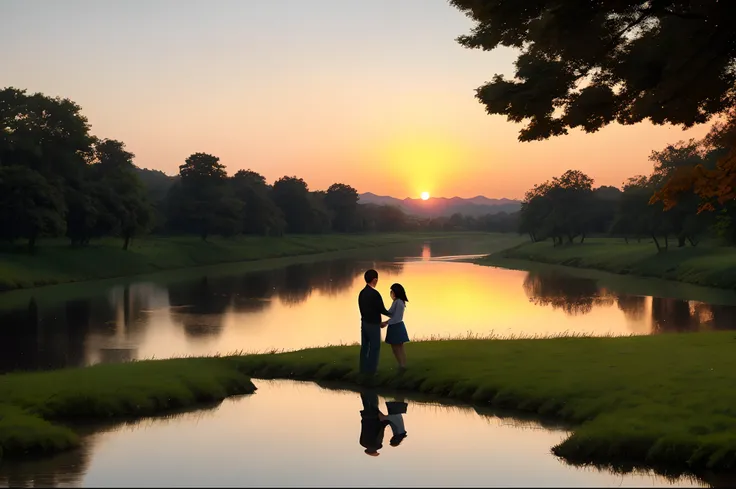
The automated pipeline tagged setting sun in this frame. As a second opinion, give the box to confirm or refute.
[421,192,430,200]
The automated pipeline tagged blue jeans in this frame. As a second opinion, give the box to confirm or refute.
[360,322,381,374]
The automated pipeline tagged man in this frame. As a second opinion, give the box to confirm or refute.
[358,269,391,375]
[359,390,388,457]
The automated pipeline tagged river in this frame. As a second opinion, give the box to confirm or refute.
[0,380,717,488]
[2,237,736,373]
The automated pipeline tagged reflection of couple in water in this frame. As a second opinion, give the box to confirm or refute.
[359,390,408,457]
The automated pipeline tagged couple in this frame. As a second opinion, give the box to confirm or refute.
[358,269,410,375]
[360,390,408,457]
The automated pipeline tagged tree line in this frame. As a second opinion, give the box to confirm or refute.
[519,119,736,251]
[0,87,517,252]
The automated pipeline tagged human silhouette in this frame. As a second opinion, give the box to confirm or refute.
[384,400,408,446]
[359,390,388,456]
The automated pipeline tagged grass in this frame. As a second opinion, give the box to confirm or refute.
[228,331,736,475]
[0,232,477,292]
[0,357,256,459]
[480,238,736,290]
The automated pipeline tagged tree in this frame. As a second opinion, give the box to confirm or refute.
[231,170,285,236]
[450,1,736,141]
[90,139,152,249]
[324,183,359,232]
[167,153,239,240]
[271,176,314,234]
[0,166,66,251]
[0,87,95,181]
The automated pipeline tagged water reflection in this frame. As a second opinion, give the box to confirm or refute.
[523,271,736,335]
[359,390,409,457]
[0,380,717,488]
[4,241,736,372]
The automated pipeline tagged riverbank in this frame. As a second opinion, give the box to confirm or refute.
[0,358,256,459]
[232,332,736,474]
[6,332,736,474]
[0,232,489,292]
[480,239,736,290]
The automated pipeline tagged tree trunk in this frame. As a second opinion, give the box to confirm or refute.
[664,234,669,250]
[122,234,131,251]
[624,236,629,244]
[687,235,699,247]
[580,233,586,244]
[677,235,686,247]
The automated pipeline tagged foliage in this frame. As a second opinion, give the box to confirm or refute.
[518,170,603,244]
[0,85,519,250]
[0,166,66,250]
[450,1,736,141]
[325,183,359,232]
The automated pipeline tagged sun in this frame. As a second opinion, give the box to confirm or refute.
[420,191,430,201]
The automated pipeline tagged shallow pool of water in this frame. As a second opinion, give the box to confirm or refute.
[0,380,713,488]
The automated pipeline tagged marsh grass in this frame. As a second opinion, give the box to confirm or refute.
[227,331,736,474]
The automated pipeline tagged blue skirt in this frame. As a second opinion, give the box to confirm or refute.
[385,321,410,345]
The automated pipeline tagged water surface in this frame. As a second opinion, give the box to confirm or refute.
[0,380,713,488]
[2,237,736,372]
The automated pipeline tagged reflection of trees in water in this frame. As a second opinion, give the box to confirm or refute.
[522,272,615,316]
[167,277,232,339]
[523,272,736,334]
[0,443,90,488]
[616,294,647,321]
[650,298,736,333]
[651,297,697,332]
[278,264,313,305]
[0,257,407,371]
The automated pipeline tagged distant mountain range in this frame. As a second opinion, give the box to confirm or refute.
[133,167,522,218]
[359,193,521,218]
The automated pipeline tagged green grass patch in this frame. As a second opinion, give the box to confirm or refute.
[481,238,736,290]
[230,332,736,473]
[0,357,256,460]
[0,232,486,292]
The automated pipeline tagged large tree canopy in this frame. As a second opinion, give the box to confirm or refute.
[451,0,736,141]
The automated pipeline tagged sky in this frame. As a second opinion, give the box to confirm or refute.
[1,0,712,200]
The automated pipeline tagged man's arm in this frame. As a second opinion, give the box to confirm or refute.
[374,290,391,316]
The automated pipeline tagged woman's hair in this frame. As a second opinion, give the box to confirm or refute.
[390,283,408,303]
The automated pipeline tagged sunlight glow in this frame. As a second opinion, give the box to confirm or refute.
[421,191,430,200]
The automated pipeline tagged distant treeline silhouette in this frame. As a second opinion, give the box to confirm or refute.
[0,87,517,252]
[519,119,736,250]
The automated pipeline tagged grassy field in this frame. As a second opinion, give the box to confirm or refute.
[230,332,736,475]
[0,357,255,459]
[481,238,736,290]
[0,233,479,292]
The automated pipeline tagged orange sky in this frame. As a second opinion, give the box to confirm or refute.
[2,0,713,200]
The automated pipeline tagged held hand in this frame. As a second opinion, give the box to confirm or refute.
[381,321,388,328]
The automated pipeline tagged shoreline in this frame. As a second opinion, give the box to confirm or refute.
[0,232,499,294]
[4,332,736,479]
[477,239,736,291]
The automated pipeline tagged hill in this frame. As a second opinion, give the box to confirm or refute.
[358,193,521,217]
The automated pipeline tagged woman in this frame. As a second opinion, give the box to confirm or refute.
[382,283,410,370]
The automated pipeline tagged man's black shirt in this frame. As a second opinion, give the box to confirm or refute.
[358,285,390,325]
